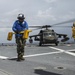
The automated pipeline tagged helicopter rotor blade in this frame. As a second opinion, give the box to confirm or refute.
[1,18,74,29]
[29,25,52,29]
[29,26,41,28]
[52,26,72,28]
[29,18,75,29]
[31,28,42,30]
[51,18,75,26]
[42,25,52,28]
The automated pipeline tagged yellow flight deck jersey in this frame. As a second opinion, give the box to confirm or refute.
[72,26,75,38]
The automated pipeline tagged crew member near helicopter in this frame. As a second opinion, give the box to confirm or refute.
[72,22,75,43]
[12,13,28,61]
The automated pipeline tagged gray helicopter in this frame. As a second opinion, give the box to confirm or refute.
[29,25,70,46]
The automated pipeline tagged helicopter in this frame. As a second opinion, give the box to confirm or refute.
[28,19,75,46]
[29,25,70,46]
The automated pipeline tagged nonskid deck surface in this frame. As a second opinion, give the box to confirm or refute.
[0,44,75,75]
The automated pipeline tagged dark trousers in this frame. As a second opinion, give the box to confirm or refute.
[15,36,26,59]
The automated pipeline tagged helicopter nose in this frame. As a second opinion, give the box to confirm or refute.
[49,35,51,36]
[47,36,55,40]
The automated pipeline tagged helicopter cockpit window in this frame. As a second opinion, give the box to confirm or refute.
[51,33,55,35]
[49,33,55,35]
[48,33,52,36]
[43,33,49,36]
[48,33,55,36]
[49,33,52,35]
[43,32,56,36]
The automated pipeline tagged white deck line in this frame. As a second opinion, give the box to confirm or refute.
[50,47,75,56]
[9,51,62,59]
[24,51,61,58]
[0,47,75,60]
[0,56,8,59]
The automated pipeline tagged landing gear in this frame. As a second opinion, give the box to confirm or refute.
[55,42,58,46]
[29,38,33,43]
[39,42,42,46]
[55,41,59,46]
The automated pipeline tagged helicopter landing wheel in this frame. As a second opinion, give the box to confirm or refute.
[55,42,58,46]
[39,42,42,46]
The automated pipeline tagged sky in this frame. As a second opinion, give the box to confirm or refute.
[0,0,75,43]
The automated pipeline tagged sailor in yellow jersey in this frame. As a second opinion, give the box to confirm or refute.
[72,22,75,43]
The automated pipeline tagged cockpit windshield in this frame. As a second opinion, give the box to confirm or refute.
[43,32,55,36]
[51,33,55,35]
[43,33,49,36]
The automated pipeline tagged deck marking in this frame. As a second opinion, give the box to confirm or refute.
[0,51,62,59]
[68,49,75,51]
[9,51,61,59]
[24,51,61,57]
[0,47,75,60]
[49,47,75,56]
[49,47,64,52]
[0,56,8,59]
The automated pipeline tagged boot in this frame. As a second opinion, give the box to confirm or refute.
[21,53,25,60]
[21,57,25,60]
[17,54,21,61]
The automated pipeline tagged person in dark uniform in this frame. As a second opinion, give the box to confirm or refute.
[12,13,28,61]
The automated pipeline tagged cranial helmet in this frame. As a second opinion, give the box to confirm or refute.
[17,13,25,19]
